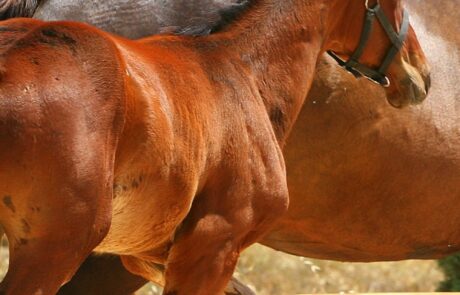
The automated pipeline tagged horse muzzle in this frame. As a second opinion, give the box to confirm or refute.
[385,60,431,108]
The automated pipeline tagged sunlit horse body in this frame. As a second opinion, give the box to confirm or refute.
[0,0,429,294]
[6,0,452,294]
[52,0,458,294]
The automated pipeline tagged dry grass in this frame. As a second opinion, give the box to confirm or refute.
[0,242,443,294]
[136,244,443,295]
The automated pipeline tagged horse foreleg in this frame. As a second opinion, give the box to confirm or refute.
[161,215,243,295]
[120,255,255,295]
[162,177,288,295]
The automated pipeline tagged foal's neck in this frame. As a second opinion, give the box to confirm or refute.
[214,0,328,144]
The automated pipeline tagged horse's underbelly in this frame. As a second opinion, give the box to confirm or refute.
[262,172,460,262]
[263,215,460,262]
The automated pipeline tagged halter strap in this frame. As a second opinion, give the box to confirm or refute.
[327,3,410,87]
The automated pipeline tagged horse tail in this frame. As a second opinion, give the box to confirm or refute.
[0,0,42,20]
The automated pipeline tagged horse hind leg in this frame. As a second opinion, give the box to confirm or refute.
[0,141,115,294]
[0,177,113,295]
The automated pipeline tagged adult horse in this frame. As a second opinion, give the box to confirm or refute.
[0,0,244,38]
[0,0,429,294]
[263,0,460,261]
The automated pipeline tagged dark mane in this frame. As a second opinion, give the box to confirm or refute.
[173,0,252,36]
[0,0,42,20]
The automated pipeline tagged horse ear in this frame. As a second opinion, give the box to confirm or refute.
[0,0,41,20]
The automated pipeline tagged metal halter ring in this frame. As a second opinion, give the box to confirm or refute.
[365,0,380,10]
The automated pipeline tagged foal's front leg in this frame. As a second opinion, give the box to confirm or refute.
[163,163,289,294]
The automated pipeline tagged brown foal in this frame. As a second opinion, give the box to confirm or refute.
[0,0,428,294]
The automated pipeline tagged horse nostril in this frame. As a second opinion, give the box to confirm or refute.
[424,74,431,94]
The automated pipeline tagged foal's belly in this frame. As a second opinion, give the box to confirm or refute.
[94,170,195,260]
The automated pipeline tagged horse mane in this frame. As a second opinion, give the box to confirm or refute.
[172,0,253,36]
[0,0,42,20]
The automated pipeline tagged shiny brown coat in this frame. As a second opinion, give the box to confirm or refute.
[0,0,428,294]
[59,0,455,293]
[264,0,460,261]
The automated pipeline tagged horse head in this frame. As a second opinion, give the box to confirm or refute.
[324,0,430,108]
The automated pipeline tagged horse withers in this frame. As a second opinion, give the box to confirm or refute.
[0,0,429,294]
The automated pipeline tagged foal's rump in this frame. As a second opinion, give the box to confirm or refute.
[0,18,125,182]
[0,20,126,290]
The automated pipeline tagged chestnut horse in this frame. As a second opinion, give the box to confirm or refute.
[0,0,429,294]
[7,0,450,294]
[60,0,458,294]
